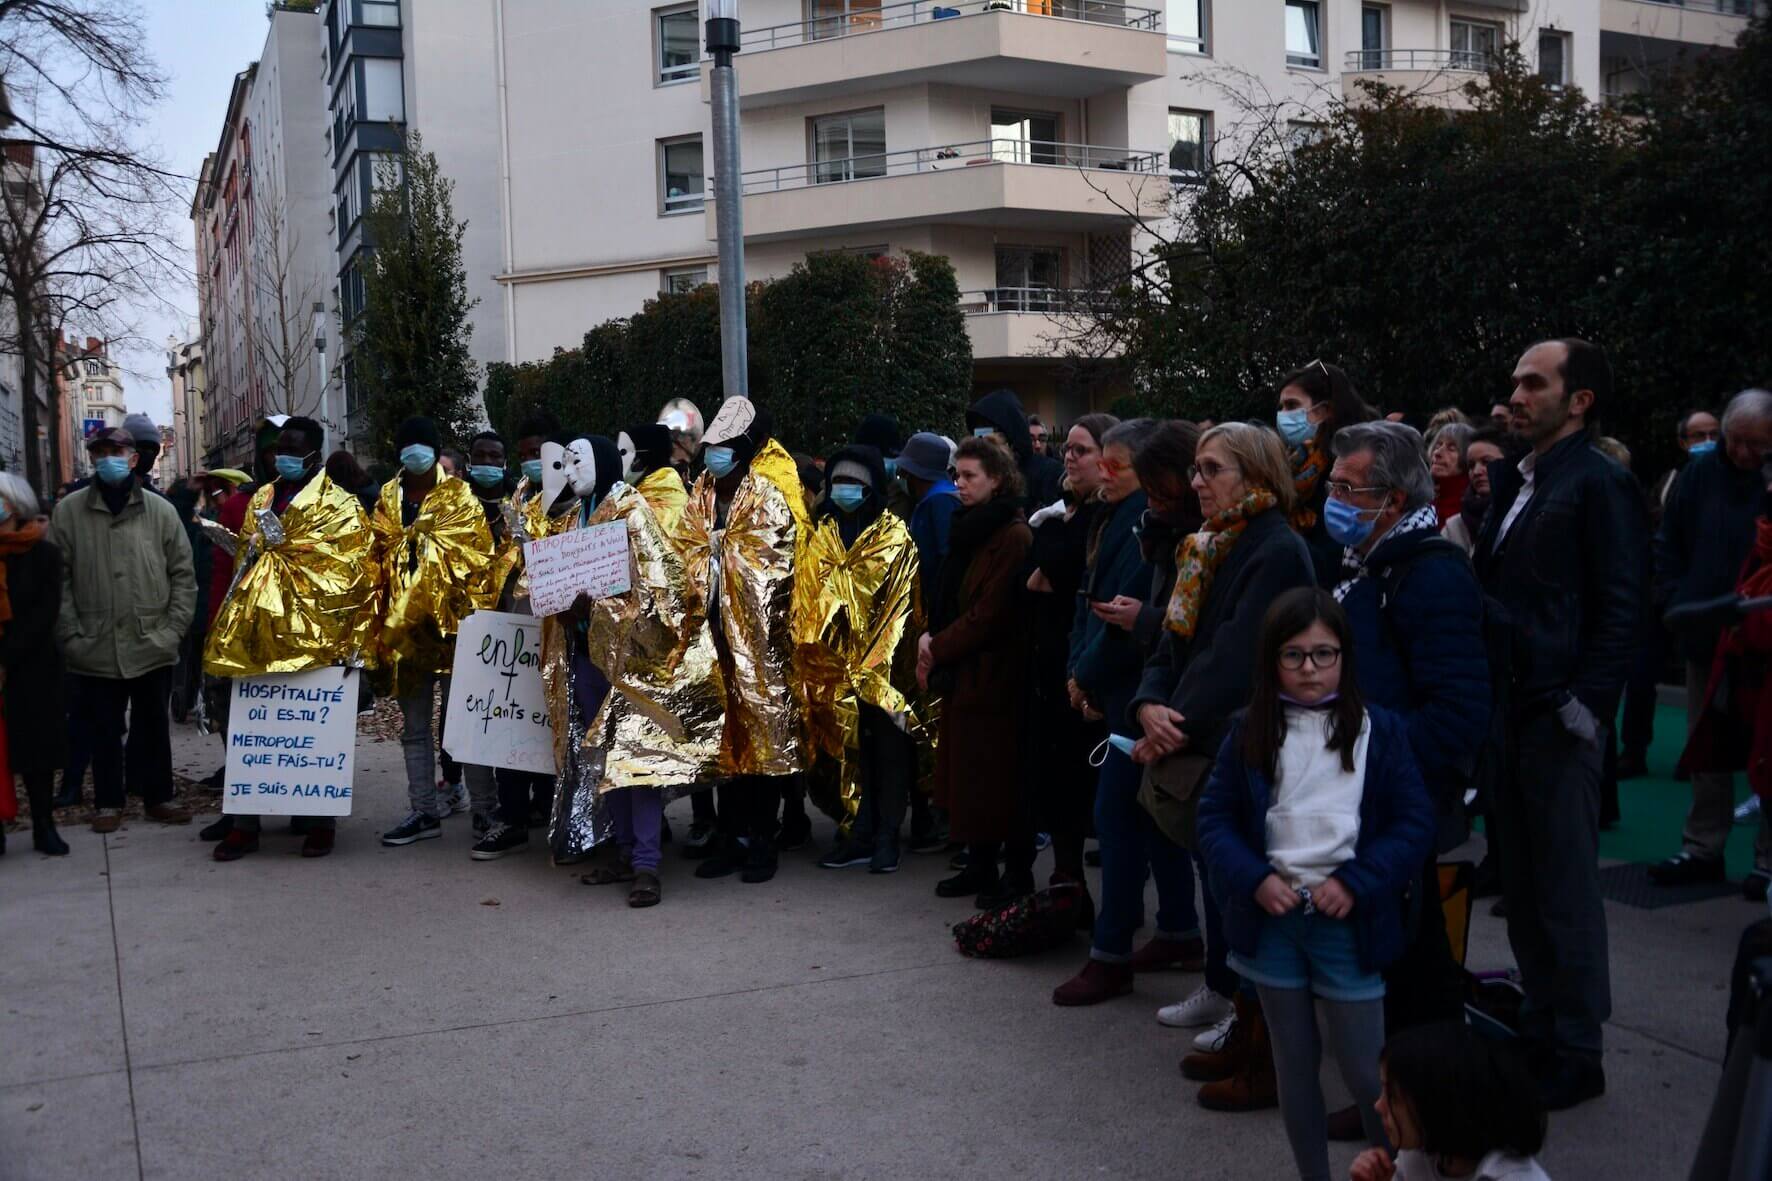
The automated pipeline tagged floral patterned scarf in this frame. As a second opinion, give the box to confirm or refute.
[1289,438,1330,532]
[1165,488,1279,638]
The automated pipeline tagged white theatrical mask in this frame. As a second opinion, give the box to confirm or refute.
[703,396,757,448]
[616,431,638,483]
[565,437,599,498]
[540,441,571,507]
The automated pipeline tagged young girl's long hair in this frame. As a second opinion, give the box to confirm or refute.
[1242,587,1366,781]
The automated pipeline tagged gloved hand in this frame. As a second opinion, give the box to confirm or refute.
[1556,692,1602,747]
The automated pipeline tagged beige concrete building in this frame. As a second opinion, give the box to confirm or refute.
[165,337,207,483]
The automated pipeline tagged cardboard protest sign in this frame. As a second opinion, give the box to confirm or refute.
[223,667,357,816]
[441,611,555,775]
[521,520,631,617]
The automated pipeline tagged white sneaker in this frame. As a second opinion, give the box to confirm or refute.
[1193,1011,1236,1051]
[1156,985,1234,1029]
[1736,795,1762,825]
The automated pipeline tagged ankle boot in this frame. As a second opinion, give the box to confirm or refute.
[1052,958,1133,1006]
[25,776,69,856]
[1196,997,1278,1112]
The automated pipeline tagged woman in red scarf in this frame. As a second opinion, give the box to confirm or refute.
[0,473,69,856]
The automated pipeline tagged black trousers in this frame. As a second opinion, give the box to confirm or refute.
[1382,855,1468,1034]
[76,668,175,810]
[850,707,916,844]
[495,768,553,829]
[717,774,785,845]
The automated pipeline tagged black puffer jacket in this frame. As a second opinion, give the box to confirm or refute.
[966,388,1063,510]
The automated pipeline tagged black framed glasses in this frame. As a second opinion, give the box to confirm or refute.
[1279,645,1341,671]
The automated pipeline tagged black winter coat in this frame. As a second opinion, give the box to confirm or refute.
[3,537,68,774]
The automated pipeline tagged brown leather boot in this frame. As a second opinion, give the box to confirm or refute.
[1128,934,1206,973]
[1196,997,1278,1112]
[1051,958,1134,1007]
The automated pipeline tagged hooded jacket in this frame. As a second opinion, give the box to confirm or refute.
[816,443,889,547]
[967,389,1063,510]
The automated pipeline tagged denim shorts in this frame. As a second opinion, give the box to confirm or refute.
[1228,909,1386,1002]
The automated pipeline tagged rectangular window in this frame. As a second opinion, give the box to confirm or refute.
[1285,1,1321,69]
[659,135,705,213]
[806,0,884,42]
[656,5,698,84]
[662,266,708,295]
[361,57,404,122]
[1538,30,1569,87]
[811,108,886,184]
[1167,109,1210,183]
[1167,0,1206,55]
[994,246,1064,311]
[1359,5,1387,69]
[1450,19,1499,70]
[358,0,400,27]
[991,108,1061,165]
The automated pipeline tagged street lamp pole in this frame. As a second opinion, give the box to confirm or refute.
[706,0,748,401]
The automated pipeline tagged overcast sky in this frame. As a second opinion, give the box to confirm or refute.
[108,1,271,426]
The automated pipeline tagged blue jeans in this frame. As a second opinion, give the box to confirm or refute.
[1089,746,1199,962]
[1196,851,1240,998]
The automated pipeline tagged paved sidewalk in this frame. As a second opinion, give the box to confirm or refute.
[0,716,1750,1180]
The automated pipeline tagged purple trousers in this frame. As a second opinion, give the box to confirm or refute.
[608,788,664,872]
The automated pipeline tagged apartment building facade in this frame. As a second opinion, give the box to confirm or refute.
[490,0,1755,424]
[166,337,206,483]
[54,336,126,482]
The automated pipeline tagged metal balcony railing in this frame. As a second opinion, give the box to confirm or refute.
[742,0,1161,53]
[732,138,1166,195]
[1631,0,1756,14]
[959,286,1116,314]
[1344,48,1495,72]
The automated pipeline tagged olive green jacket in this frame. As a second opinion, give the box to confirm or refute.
[49,481,196,680]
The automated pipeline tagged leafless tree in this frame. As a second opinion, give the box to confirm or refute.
[238,175,323,420]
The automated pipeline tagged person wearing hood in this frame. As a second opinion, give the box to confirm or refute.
[802,445,923,875]
[370,416,494,849]
[1274,362,1380,587]
[967,388,1063,511]
[854,412,916,523]
[685,397,810,885]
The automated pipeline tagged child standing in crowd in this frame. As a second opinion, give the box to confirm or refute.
[1351,1022,1551,1181]
[1197,587,1434,1181]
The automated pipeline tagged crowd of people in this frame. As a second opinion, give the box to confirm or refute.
[5,336,1771,1181]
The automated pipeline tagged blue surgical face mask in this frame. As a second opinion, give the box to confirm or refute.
[469,464,506,489]
[274,453,311,481]
[972,426,998,439]
[521,458,544,483]
[1323,494,1381,548]
[400,444,437,475]
[1276,408,1316,447]
[704,445,737,478]
[830,484,867,513]
[1090,733,1140,767]
[1688,440,1718,458]
[95,455,133,486]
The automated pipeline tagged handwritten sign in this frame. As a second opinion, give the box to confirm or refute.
[224,667,357,815]
[522,520,631,617]
[441,611,555,774]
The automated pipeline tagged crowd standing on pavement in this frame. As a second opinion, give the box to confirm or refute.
[7,335,1772,1181]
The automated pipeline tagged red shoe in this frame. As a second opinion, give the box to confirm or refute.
[1129,935,1206,973]
[1052,958,1134,1007]
[213,830,259,862]
[301,828,336,858]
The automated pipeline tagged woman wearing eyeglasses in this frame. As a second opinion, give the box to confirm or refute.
[1274,360,1380,586]
[1127,421,1316,1110]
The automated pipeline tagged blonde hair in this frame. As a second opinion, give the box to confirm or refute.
[1199,422,1295,515]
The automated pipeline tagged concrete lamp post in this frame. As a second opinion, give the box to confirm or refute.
[706,0,748,401]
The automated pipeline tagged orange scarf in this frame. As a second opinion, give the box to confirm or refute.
[0,518,48,640]
[1289,438,1329,531]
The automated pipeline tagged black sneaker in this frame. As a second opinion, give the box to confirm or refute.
[936,867,997,899]
[948,848,971,871]
[1647,852,1725,887]
[869,834,901,875]
[818,838,873,869]
[381,812,442,846]
[778,815,812,852]
[682,821,718,860]
[977,871,1036,911]
[907,830,949,855]
[740,840,779,884]
[471,825,529,860]
[198,814,234,842]
[695,840,746,879]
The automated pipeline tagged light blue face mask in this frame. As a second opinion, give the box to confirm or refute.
[274,453,311,481]
[400,444,437,475]
[972,426,998,439]
[1688,440,1718,458]
[830,484,867,513]
[1323,494,1381,548]
[95,455,133,486]
[704,445,737,479]
[1276,408,1316,447]
[521,458,544,483]
[469,464,506,488]
[1089,733,1140,768]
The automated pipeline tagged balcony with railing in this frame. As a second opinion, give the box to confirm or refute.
[1340,49,1493,109]
[959,286,1118,360]
[701,0,1166,110]
[1601,0,1759,50]
[711,137,1170,242]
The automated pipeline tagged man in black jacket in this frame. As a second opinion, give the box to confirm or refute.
[966,388,1063,511]
[1473,338,1646,1112]
[1650,388,1772,899]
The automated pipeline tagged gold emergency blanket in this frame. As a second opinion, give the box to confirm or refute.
[793,512,922,828]
[683,439,809,777]
[203,475,378,677]
[368,475,493,698]
[582,469,726,790]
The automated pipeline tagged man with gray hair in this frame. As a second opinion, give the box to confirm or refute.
[1323,420,1491,1045]
[1651,387,1772,901]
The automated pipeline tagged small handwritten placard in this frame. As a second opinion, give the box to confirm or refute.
[441,611,555,774]
[223,667,357,815]
[522,520,631,617]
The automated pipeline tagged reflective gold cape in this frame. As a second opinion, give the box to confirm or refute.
[582,467,726,790]
[683,439,809,777]
[202,474,378,678]
[368,474,494,698]
[792,510,923,828]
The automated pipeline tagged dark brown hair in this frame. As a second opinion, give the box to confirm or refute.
[1242,587,1365,781]
[1382,1022,1547,1161]
[1276,359,1378,449]
[955,434,1024,502]
[1132,419,1202,515]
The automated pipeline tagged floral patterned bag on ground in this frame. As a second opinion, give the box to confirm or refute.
[952,883,1086,958]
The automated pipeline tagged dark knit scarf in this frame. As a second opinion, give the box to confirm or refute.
[930,495,1022,635]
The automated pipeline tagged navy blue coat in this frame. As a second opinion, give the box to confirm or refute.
[1196,706,1436,974]
[1068,490,1151,729]
[1338,527,1490,799]
[1655,450,1763,664]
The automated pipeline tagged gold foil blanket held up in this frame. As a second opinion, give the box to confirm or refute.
[368,474,494,698]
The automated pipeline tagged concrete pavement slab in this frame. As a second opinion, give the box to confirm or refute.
[0,1069,137,1181]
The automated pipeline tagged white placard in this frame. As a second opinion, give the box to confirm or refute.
[224,667,358,815]
[441,611,555,774]
[522,520,631,617]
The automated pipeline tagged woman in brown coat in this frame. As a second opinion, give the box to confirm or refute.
[917,436,1034,908]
